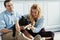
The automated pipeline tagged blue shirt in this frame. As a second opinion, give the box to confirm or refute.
[24,15,44,33]
[33,16,44,33]
[0,10,21,30]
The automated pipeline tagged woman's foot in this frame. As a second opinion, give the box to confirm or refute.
[34,35,41,40]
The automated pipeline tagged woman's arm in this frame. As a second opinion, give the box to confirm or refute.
[30,17,44,33]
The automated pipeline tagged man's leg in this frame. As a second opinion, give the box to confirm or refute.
[15,31,29,40]
[2,31,29,40]
[2,31,14,40]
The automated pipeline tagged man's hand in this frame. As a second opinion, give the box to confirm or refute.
[15,24,20,32]
[15,20,20,32]
[0,28,12,34]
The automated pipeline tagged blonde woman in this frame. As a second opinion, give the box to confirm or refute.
[25,4,54,40]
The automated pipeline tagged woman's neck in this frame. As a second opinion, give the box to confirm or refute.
[34,18,38,22]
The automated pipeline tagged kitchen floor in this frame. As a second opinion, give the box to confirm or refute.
[54,32,60,40]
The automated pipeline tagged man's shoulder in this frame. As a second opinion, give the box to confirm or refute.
[0,11,7,19]
[13,11,21,16]
[13,10,20,14]
[13,10,17,13]
[0,10,6,16]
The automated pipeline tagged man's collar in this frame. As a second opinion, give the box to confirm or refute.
[6,10,14,15]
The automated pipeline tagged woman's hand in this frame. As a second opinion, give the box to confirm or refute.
[26,24,35,31]
[20,26,25,30]
[29,26,35,31]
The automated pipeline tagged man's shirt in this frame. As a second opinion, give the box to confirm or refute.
[0,10,21,30]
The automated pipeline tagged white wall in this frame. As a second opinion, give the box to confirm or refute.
[44,1,60,31]
[0,1,60,31]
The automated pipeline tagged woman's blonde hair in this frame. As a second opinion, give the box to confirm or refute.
[28,4,41,25]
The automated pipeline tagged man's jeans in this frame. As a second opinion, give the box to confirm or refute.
[2,31,28,40]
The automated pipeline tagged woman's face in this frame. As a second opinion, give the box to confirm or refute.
[31,9,38,19]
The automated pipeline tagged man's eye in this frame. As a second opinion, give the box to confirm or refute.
[7,5,13,7]
[7,5,10,7]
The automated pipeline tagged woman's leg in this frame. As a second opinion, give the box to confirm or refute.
[38,28,54,40]
[26,29,38,37]
[21,30,42,40]
[40,31,54,40]
[21,29,33,39]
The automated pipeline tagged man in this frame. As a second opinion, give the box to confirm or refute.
[0,0,29,40]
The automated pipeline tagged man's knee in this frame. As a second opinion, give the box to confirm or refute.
[2,31,13,40]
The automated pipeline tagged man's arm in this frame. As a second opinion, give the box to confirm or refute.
[0,28,12,34]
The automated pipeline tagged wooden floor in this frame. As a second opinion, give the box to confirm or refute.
[0,32,60,40]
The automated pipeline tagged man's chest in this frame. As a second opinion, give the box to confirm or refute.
[4,14,18,26]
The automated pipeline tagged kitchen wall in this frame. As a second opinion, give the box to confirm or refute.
[0,0,60,31]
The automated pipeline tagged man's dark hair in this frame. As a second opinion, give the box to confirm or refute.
[4,0,11,7]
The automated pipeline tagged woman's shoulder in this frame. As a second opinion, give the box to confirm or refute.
[39,16,44,21]
[37,16,44,23]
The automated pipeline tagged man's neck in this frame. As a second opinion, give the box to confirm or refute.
[7,10,13,13]
[6,10,14,15]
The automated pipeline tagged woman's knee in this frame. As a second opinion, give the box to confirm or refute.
[48,31,54,37]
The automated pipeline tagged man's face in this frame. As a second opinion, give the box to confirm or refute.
[5,1,14,12]
[31,9,38,19]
